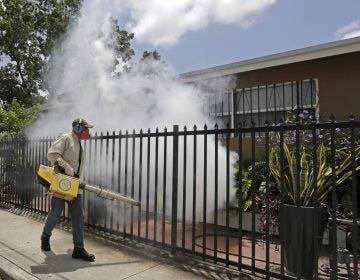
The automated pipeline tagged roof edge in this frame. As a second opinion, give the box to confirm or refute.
[179,36,360,82]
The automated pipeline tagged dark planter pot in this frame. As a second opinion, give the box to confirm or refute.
[16,167,37,207]
[346,226,360,257]
[279,204,328,279]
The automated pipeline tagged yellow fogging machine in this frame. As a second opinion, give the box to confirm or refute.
[37,164,140,206]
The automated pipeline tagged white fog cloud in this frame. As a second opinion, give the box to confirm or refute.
[83,0,276,47]
[336,20,360,40]
[29,1,239,220]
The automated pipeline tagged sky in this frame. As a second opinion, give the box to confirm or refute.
[105,0,360,74]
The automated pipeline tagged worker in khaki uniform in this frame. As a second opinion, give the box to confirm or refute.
[41,118,95,262]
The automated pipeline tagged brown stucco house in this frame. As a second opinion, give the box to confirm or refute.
[179,36,360,128]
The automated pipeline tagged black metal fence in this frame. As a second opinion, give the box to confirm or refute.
[1,117,359,280]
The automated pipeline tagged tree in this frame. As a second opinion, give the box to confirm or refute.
[135,49,169,77]
[0,98,42,139]
[100,16,135,75]
[109,17,135,63]
[0,0,82,106]
[141,50,161,61]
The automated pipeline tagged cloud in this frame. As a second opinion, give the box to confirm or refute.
[120,0,277,47]
[336,20,360,40]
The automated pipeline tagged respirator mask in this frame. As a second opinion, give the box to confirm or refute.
[73,122,91,139]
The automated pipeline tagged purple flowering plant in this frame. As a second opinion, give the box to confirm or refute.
[233,109,360,235]
[268,110,360,208]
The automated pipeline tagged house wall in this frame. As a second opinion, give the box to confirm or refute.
[232,52,360,121]
[187,50,360,155]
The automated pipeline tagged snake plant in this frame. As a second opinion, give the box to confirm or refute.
[269,142,360,207]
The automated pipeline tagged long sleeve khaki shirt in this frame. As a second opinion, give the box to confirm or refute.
[47,132,84,194]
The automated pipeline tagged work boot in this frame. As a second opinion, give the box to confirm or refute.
[72,247,95,262]
[41,236,51,251]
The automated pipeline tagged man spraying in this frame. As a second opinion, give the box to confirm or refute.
[41,118,95,262]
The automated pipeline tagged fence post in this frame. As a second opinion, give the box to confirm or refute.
[171,125,179,254]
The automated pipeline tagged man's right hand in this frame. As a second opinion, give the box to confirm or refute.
[54,165,66,174]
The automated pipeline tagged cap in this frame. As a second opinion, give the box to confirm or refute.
[72,118,94,128]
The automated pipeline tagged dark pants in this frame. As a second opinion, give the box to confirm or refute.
[42,194,84,247]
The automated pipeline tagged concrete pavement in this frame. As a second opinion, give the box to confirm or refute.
[0,206,254,280]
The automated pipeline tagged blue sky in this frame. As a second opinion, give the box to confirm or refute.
[129,0,360,74]
[3,0,359,75]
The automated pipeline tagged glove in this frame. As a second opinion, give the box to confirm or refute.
[54,164,66,174]
[55,158,74,176]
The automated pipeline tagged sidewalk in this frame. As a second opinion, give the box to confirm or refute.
[0,206,253,280]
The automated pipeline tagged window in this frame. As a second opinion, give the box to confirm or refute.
[204,79,318,128]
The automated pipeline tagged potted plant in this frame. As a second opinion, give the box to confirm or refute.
[232,111,360,279]
[268,122,360,279]
[232,159,280,235]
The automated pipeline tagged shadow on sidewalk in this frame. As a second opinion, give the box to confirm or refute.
[31,250,142,274]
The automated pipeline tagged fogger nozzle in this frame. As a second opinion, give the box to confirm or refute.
[81,184,141,206]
